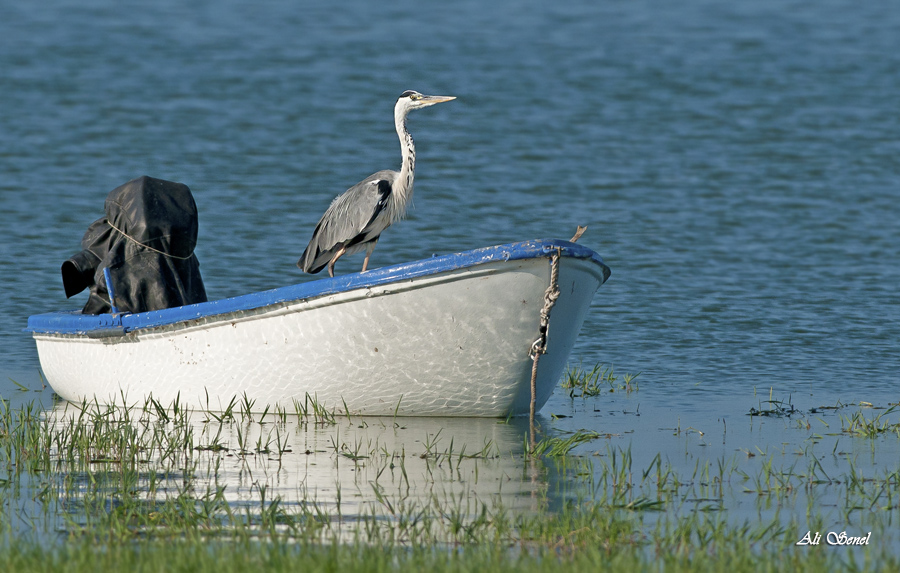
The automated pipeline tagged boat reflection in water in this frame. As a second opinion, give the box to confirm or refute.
[45,399,560,541]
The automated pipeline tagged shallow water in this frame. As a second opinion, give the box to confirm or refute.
[1,0,899,555]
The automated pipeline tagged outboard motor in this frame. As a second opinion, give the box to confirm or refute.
[62,175,207,314]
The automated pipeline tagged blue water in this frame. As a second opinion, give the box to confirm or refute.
[1,0,899,554]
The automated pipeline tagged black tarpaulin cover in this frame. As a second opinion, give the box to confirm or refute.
[61,175,208,315]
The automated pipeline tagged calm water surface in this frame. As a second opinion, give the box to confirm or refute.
[1,0,899,553]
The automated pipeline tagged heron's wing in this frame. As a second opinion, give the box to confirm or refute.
[298,173,394,273]
[330,176,393,247]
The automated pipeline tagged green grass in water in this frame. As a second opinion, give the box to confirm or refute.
[560,364,640,397]
[1,373,899,572]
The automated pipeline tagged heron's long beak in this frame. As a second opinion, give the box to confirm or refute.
[420,95,456,107]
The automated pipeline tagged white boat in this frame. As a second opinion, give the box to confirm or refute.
[26,239,610,417]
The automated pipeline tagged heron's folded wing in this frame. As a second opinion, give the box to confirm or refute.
[298,174,393,273]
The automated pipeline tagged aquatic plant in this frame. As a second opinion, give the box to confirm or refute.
[840,406,900,438]
[561,363,640,397]
[1,394,898,571]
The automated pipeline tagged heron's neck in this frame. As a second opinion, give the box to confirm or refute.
[395,107,415,213]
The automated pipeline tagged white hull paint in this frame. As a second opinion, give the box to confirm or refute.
[30,241,609,417]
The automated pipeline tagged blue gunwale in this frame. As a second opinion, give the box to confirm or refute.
[26,239,610,336]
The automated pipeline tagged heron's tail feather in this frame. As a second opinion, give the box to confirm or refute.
[297,245,330,274]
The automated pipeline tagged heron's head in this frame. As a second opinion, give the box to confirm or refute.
[396,90,456,114]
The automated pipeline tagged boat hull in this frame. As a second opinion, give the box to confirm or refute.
[28,240,609,417]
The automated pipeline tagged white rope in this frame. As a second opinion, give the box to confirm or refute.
[529,246,561,444]
[106,220,195,260]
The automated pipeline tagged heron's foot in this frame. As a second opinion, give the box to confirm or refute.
[328,246,346,278]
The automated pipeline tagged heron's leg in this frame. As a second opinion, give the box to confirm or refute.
[361,239,379,273]
[328,245,347,278]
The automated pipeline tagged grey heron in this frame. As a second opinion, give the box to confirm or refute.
[297,90,456,277]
